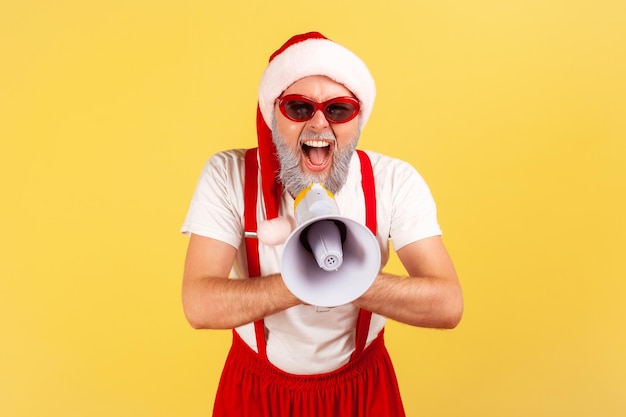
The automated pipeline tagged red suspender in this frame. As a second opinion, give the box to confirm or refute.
[244,148,268,359]
[357,150,377,234]
[244,149,260,278]
[244,148,377,362]
[352,150,376,359]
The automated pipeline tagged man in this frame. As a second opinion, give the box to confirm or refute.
[181,32,463,416]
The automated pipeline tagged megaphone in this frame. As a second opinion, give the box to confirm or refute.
[282,183,381,307]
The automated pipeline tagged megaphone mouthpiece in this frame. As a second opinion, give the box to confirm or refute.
[305,220,344,271]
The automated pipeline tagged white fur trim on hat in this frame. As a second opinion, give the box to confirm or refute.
[258,38,376,130]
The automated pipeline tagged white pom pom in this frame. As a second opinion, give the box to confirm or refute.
[257,217,294,246]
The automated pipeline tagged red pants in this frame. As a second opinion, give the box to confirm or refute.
[212,331,406,417]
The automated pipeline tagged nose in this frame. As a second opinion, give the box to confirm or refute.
[306,109,330,130]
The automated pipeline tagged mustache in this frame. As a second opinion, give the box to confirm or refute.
[298,130,337,144]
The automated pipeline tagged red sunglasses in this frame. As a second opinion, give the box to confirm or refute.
[277,94,360,123]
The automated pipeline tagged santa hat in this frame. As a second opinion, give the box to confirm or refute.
[255,32,376,229]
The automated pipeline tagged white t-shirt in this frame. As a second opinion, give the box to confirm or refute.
[181,148,442,374]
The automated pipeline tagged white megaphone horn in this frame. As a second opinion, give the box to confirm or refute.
[281,183,381,307]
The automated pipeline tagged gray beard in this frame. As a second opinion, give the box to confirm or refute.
[271,118,359,197]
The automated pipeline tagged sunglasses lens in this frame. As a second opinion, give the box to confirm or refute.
[325,102,357,122]
[283,100,314,121]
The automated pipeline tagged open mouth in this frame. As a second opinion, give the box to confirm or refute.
[302,140,333,168]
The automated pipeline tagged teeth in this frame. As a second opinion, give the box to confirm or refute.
[303,140,330,148]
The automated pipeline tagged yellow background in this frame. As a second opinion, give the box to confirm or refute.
[1,0,624,416]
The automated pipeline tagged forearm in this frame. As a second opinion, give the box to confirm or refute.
[353,272,463,329]
[182,274,300,329]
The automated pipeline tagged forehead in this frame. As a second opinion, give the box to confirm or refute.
[282,75,354,100]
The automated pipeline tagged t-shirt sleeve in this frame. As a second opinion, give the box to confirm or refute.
[180,151,244,249]
[389,161,442,250]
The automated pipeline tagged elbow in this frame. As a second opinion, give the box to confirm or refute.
[441,305,463,329]
[186,316,208,330]
[417,285,463,329]
[404,292,464,329]
[184,308,228,330]
[182,298,233,330]
[181,283,222,329]
[183,305,210,330]
[182,292,216,330]
[440,289,464,329]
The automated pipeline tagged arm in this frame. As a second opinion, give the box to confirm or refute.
[181,233,301,329]
[353,235,463,329]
